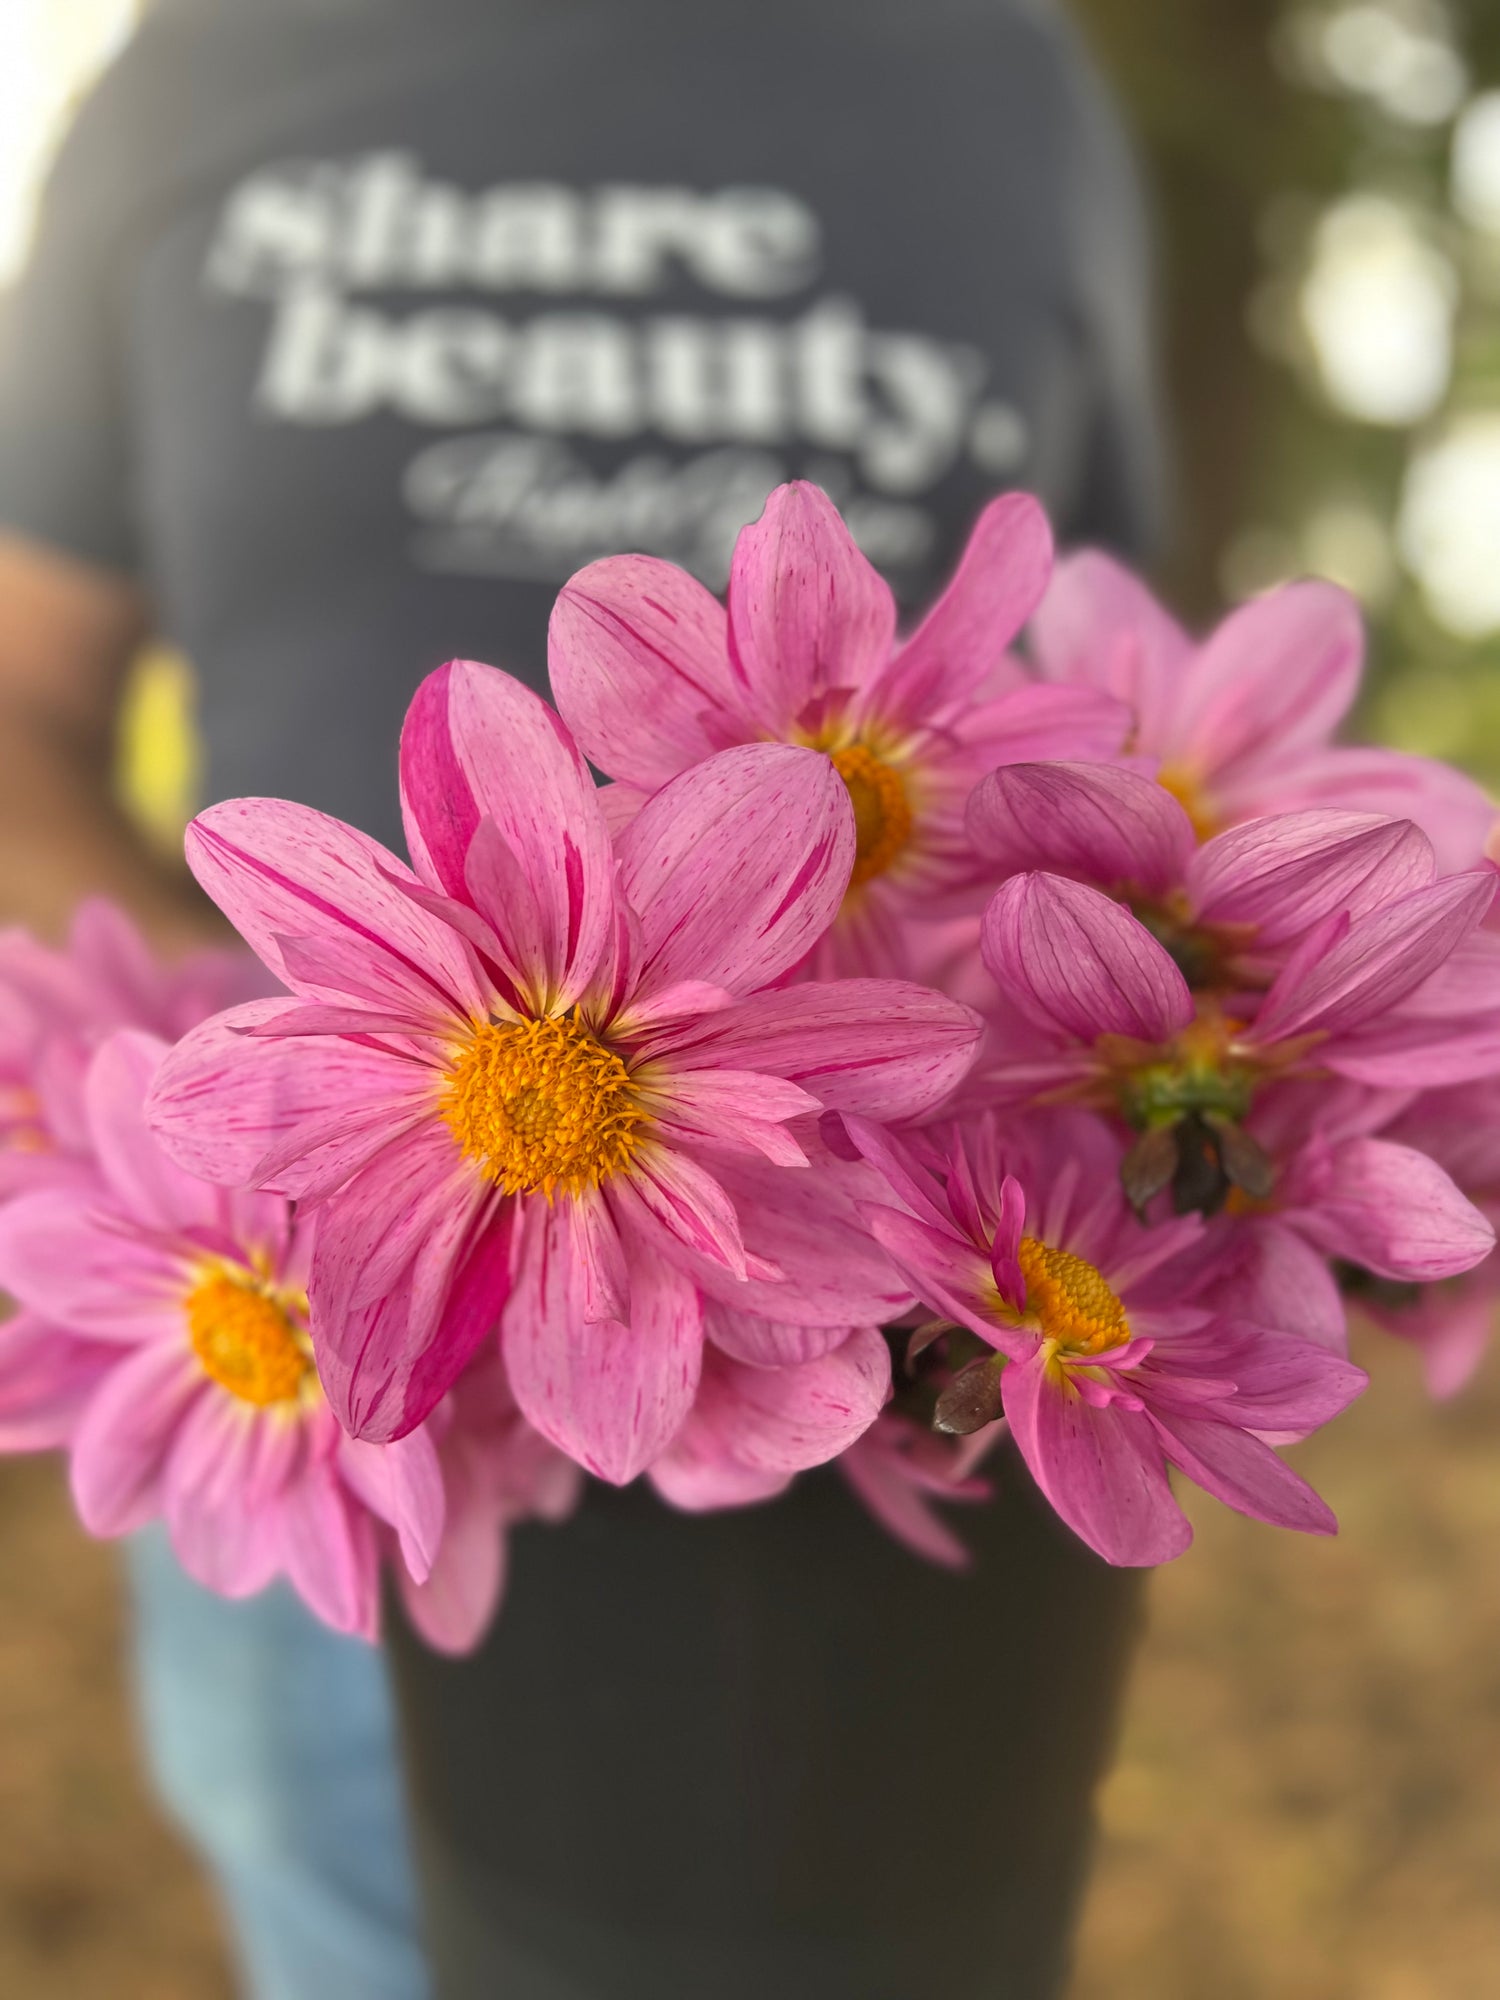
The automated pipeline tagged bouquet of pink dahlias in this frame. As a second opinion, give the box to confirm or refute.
[3,481,1497,1648]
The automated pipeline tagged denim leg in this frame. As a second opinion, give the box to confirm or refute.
[125,1529,430,2000]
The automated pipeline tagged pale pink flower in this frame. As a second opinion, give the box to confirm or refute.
[0,1031,445,1639]
[0,898,261,1202]
[1029,553,1496,869]
[148,662,981,1480]
[548,482,1128,975]
[842,1110,1366,1566]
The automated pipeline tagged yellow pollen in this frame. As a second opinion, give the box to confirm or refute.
[1017,1236,1130,1356]
[1156,764,1219,843]
[829,743,914,886]
[185,1270,312,1407]
[440,1010,643,1197]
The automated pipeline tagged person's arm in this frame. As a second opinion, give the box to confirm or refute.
[0,532,217,950]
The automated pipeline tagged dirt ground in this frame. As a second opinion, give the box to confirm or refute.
[0,1327,1497,2000]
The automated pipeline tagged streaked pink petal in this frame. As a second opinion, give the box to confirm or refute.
[186,799,484,1017]
[617,743,854,999]
[1027,549,1192,752]
[1289,1137,1495,1281]
[646,1068,817,1166]
[503,1209,703,1483]
[966,762,1194,897]
[1148,1409,1336,1535]
[147,998,434,1193]
[1188,810,1434,945]
[399,661,614,1008]
[1001,1351,1190,1565]
[660,979,981,1120]
[691,1327,890,1473]
[1171,580,1363,778]
[548,554,743,786]
[1221,744,1498,876]
[981,872,1193,1043]
[86,1031,225,1233]
[1254,872,1496,1042]
[70,1341,203,1536]
[611,1144,747,1277]
[0,1191,185,1342]
[703,1303,856,1368]
[725,481,896,726]
[871,492,1051,722]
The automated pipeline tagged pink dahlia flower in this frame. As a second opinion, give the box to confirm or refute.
[842,1110,1367,1566]
[0,897,261,1201]
[0,1031,447,1639]
[148,662,981,1480]
[548,482,1129,976]
[1028,553,1496,870]
[972,853,1498,1215]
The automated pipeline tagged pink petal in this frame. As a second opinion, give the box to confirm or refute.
[70,1341,204,1536]
[277,1468,381,1638]
[861,1204,1016,1354]
[703,1303,857,1368]
[165,1485,281,1599]
[0,1191,186,1343]
[966,761,1195,897]
[1188,810,1434,946]
[186,799,484,1018]
[503,1207,703,1483]
[146,998,433,1194]
[548,554,743,787]
[86,1031,225,1234]
[399,661,615,1007]
[1215,1220,1349,1351]
[1254,871,1496,1042]
[617,742,854,999]
[312,1166,512,1443]
[1209,1326,1368,1433]
[1001,1349,1190,1565]
[646,1068,817,1167]
[397,1479,506,1655]
[690,1327,890,1473]
[660,979,981,1120]
[840,1433,975,1569]
[954,682,1133,766]
[1148,1409,1336,1535]
[1027,549,1192,752]
[1290,1137,1495,1281]
[871,492,1051,723]
[1229,745,1498,875]
[611,1144,748,1277]
[981,872,1193,1043]
[337,1428,447,1582]
[1171,580,1363,780]
[725,481,897,727]
[649,1448,791,1512]
[0,1315,114,1452]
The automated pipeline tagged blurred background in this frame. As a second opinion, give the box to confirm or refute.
[0,1,1498,1994]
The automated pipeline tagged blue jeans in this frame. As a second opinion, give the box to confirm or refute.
[126,1531,430,2000]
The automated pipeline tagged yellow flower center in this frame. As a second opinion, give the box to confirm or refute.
[1156,764,1219,843]
[440,1010,643,1197]
[185,1270,313,1407]
[829,743,914,886]
[1017,1236,1130,1356]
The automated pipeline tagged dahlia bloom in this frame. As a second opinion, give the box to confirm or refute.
[647,1325,890,1510]
[148,661,981,1480]
[0,898,257,1201]
[548,482,1129,975]
[1028,553,1496,869]
[0,1031,445,1639]
[973,845,1498,1215]
[842,1110,1367,1565]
